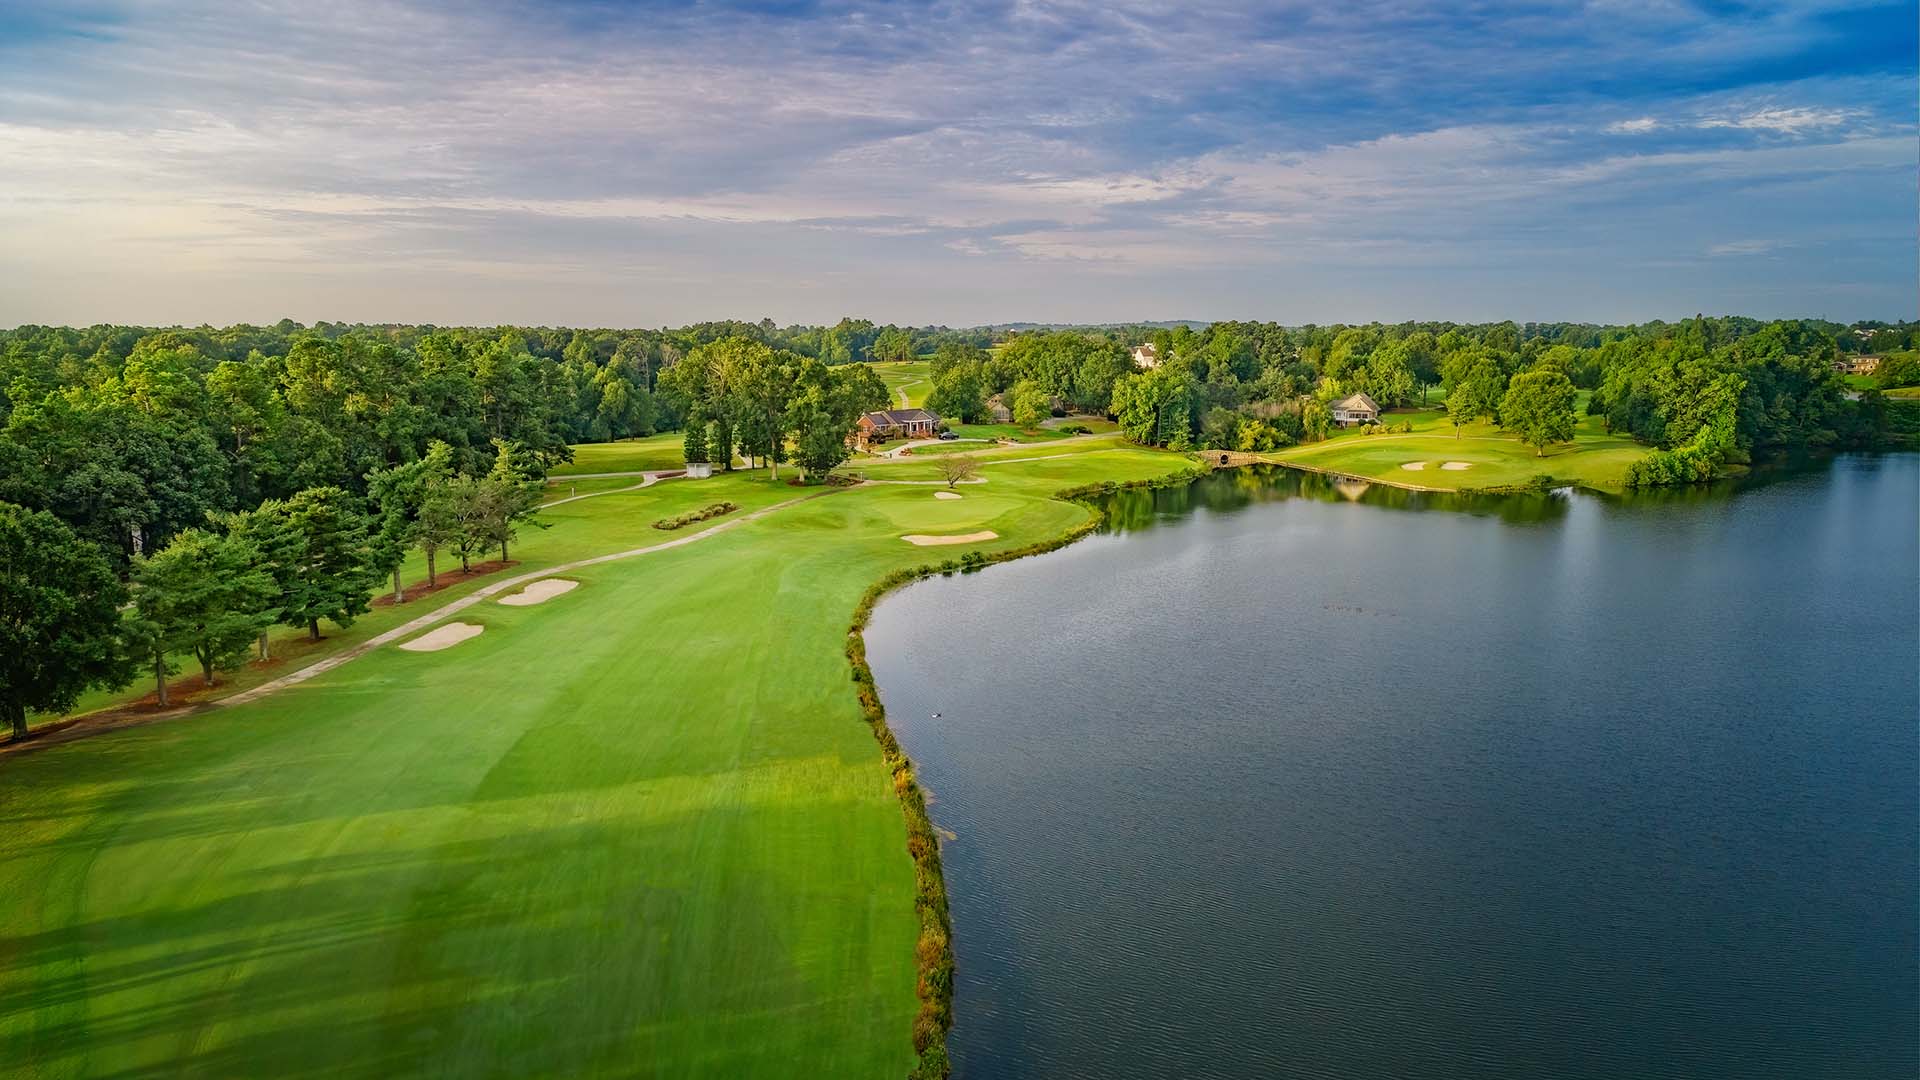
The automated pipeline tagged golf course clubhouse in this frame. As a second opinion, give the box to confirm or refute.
[855,408,941,446]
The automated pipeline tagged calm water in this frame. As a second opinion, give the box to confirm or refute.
[870,456,1919,1079]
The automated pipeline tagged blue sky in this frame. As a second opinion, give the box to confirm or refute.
[0,0,1912,326]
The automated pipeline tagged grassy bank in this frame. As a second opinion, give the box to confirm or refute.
[1264,403,1649,491]
[0,440,1188,1077]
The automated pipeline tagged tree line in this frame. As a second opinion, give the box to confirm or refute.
[1055,316,1906,481]
[2,313,1911,739]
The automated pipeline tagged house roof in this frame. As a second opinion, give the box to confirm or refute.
[861,408,940,426]
[1333,392,1379,413]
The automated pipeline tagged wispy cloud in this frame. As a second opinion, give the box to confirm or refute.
[1699,106,1860,134]
[0,0,1911,325]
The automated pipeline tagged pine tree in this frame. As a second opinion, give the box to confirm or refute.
[131,529,279,692]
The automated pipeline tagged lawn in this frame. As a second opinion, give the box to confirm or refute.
[1267,403,1648,491]
[946,423,1069,443]
[0,441,1190,1078]
[551,432,686,475]
[873,361,933,409]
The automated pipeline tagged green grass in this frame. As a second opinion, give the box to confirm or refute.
[1268,402,1649,491]
[946,423,1069,443]
[551,433,686,475]
[0,441,1189,1078]
[871,361,933,409]
[542,475,648,501]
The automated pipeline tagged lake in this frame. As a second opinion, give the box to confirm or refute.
[868,455,1919,1079]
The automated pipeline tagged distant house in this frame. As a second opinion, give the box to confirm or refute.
[1330,392,1380,427]
[984,394,1013,423]
[854,408,941,447]
[1833,355,1881,375]
[1131,343,1160,369]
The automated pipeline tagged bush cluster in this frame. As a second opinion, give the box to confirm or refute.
[651,502,739,530]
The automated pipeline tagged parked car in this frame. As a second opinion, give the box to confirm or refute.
[938,431,959,440]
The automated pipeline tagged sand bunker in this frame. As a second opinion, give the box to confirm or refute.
[1440,461,1473,471]
[934,491,963,500]
[1400,461,1428,471]
[901,531,998,546]
[399,622,484,652]
[499,578,578,606]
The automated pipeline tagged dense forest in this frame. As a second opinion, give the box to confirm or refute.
[1,313,1913,737]
[1,314,1911,565]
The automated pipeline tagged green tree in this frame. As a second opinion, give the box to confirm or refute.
[682,411,710,464]
[1499,369,1579,455]
[270,486,380,640]
[1445,381,1481,438]
[1110,367,1193,446]
[130,529,278,695]
[0,503,131,740]
[871,326,916,362]
[365,441,453,603]
[482,439,547,562]
[926,365,987,424]
[415,470,462,587]
[1011,380,1049,430]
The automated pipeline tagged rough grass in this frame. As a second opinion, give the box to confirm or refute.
[0,442,1189,1078]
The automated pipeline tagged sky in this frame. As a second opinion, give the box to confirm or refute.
[0,0,1914,328]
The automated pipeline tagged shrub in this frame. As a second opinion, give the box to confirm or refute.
[651,502,739,530]
[1060,424,1091,435]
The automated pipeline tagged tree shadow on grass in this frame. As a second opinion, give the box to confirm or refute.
[0,809,854,1077]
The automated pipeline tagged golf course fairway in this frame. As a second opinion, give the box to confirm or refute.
[0,437,1185,1078]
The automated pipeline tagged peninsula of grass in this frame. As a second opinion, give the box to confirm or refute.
[0,441,1190,1078]
[1265,404,1649,492]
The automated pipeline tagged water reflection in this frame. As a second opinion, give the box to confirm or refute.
[1098,465,1572,531]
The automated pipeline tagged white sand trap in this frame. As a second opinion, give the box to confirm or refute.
[901,530,998,546]
[1401,461,1428,471]
[1440,461,1473,471]
[499,578,578,606]
[399,622,484,652]
[934,491,963,500]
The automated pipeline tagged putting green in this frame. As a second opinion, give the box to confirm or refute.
[0,443,1188,1077]
[1267,405,1647,491]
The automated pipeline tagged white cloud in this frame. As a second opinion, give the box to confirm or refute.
[1607,117,1661,134]
[1699,107,1858,134]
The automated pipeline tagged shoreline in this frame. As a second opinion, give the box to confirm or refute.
[845,461,1205,1079]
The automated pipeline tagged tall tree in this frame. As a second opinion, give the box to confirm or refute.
[130,529,279,693]
[1445,382,1481,438]
[266,486,380,640]
[1011,380,1050,430]
[0,503,131,740]
[366,441,454,603]
[1499,369,1579,455]
[481,439,546,562]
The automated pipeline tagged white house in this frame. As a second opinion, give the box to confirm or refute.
[1330,392,1381,427]
[1130,343,1160,369]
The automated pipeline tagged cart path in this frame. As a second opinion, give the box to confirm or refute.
[217,490,837,708]
[3,489,845,760]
